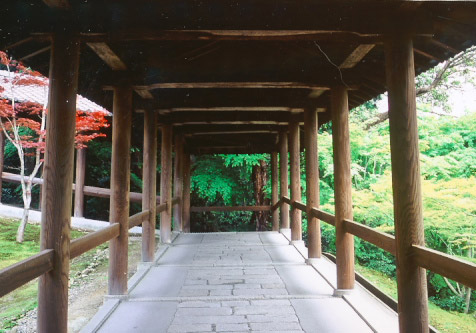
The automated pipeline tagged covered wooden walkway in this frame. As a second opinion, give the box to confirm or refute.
[82,232,397,333]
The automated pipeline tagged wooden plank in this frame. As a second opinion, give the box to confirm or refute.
[414,48,442,62]
[108,86,132,296]
[305,108,321,258]
[86,42,127,70]
[182,153,191,233]
[37,31,79,333]
[74,149,86,217]
[412,245,476,290]
[129,210,150,229]
[145,82,331,90]
[173,135,184,232]
[271,152,279,231]
[165,107,304,112]
[343,219,396,255]
[332,86,355,289]
[191,206,271,212]
[160,124,173,243]
[385,34,428,332]
[19,46,51,61]
[310,208,336,226]
[142,109,157,262]
[0,249,54,297]
[70,224,120,259]
[279,132,290,229]
[339,44,375,69]
[135,89,154,99]
[289,116,302,241]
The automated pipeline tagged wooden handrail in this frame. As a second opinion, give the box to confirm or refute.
[282,196,292,205]
[70,223,120,259]
[0,249,54,297]
[271,198,283,211]
[171,196,180,206]
[128,210,150,229]
[156,202,167,213]
[291,200,307,212]
[412,244,476,290]
[310,208,336,226]
[343,219,396,255]
[191,206,271,212]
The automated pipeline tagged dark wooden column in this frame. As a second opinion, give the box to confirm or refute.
[142,110,157,262]
[173,134,184,231]
[160,124,173,243]
[271,152,279,231]
[108,86,132,295]
[279,131,290,230]
[37,32,80,333]
[289,117,302,241]
[305,108,321,258]
[0,132,5,202]
[332,87,355,290]
[385,34,428,331]
[182,152,191,233]
[74,148,86,217]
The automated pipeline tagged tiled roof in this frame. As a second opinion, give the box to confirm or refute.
[0,70,110,115]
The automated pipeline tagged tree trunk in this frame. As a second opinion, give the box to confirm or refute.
[16,181,32,243]
[251,160,269,231]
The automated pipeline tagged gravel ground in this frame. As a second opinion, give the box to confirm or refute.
[9,236,144,333]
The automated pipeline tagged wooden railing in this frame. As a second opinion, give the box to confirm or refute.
[191,205,271,212]
[281,197,476,291]
[0,197,180,298]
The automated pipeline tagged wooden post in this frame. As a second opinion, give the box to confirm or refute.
[289,117,302,241]
[279,131,290,230]
[108,86,132,295]
[37,31,80,333]
[332,87,355,290]
[74,148,86,217]
[0,132,5,202]
[142,110,157,262]
[173,135,184,231]
[304,108,321,258]
[385,34,429,332]
[160,124,173,243]
[182,152,191,233]
[271,152,279,231]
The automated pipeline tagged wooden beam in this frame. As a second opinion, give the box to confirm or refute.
[182,152,191,233]
[332,87,355,290]
[173,135,184,232]
[289,116,302,242]
[144,82,331,90]
[37,31,79,333]
[161,107,305,113]
[42,0,70,9]
[161,111,303,124]
[135,89,154,99]
[19,46,51,61]
[429,39,459,54]
[160,124,173,243]
[108,86,132,295]
[70,224,120,259]
[310,208,335,226]
[74,148,86,217]
[4,37,34,51]
[86,42,127,70]
[414,47,442,62]
[385,34,428,332]
[339,44,375,69]
[305,108,321,259]
[142,110,157,261]
[343,219,395,255]
[279,131,290,230]
[129,211,150,229]
[271,152,279,231]
[191,206,271,212]
[185,130,278,136]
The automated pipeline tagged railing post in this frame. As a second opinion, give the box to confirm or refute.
[74,148,86,217]
[37,31,80,333]
[305,108,321,259]
[289,116,302,242]
[332,87,355,291]
[385,33,429,332]
[182,151,191,233]
[173,134,184,232]
[142,109,157,262]
[0,132,5,202]
[271,152,279,231]
[279,131,290,231]
[108,86,132,295]
[160,124,173,243]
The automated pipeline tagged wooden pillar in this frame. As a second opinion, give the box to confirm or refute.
[305,108,321,258]
[182,152,191,233]
[173,135,184,232]
[271,152,279,231]
[279,131,290,230]
[108,86,132,295]
[385,34,428,332]
[37,31,80,333]
[289,117,302,241]
[0,132,5,202]
[74,148,86,217]
[142,110,157,262]
[332,87,355,290]
[160,124,173,243]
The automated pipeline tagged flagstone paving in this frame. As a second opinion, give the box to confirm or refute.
[82,232,398,333]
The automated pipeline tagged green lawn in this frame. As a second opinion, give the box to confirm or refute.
[355,262,476,333]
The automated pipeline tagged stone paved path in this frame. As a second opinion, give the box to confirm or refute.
[83,232,398,333]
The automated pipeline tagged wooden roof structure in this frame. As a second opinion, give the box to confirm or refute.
[2,0,476,153]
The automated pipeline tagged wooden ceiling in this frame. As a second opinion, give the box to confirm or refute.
[1,0,476,153]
